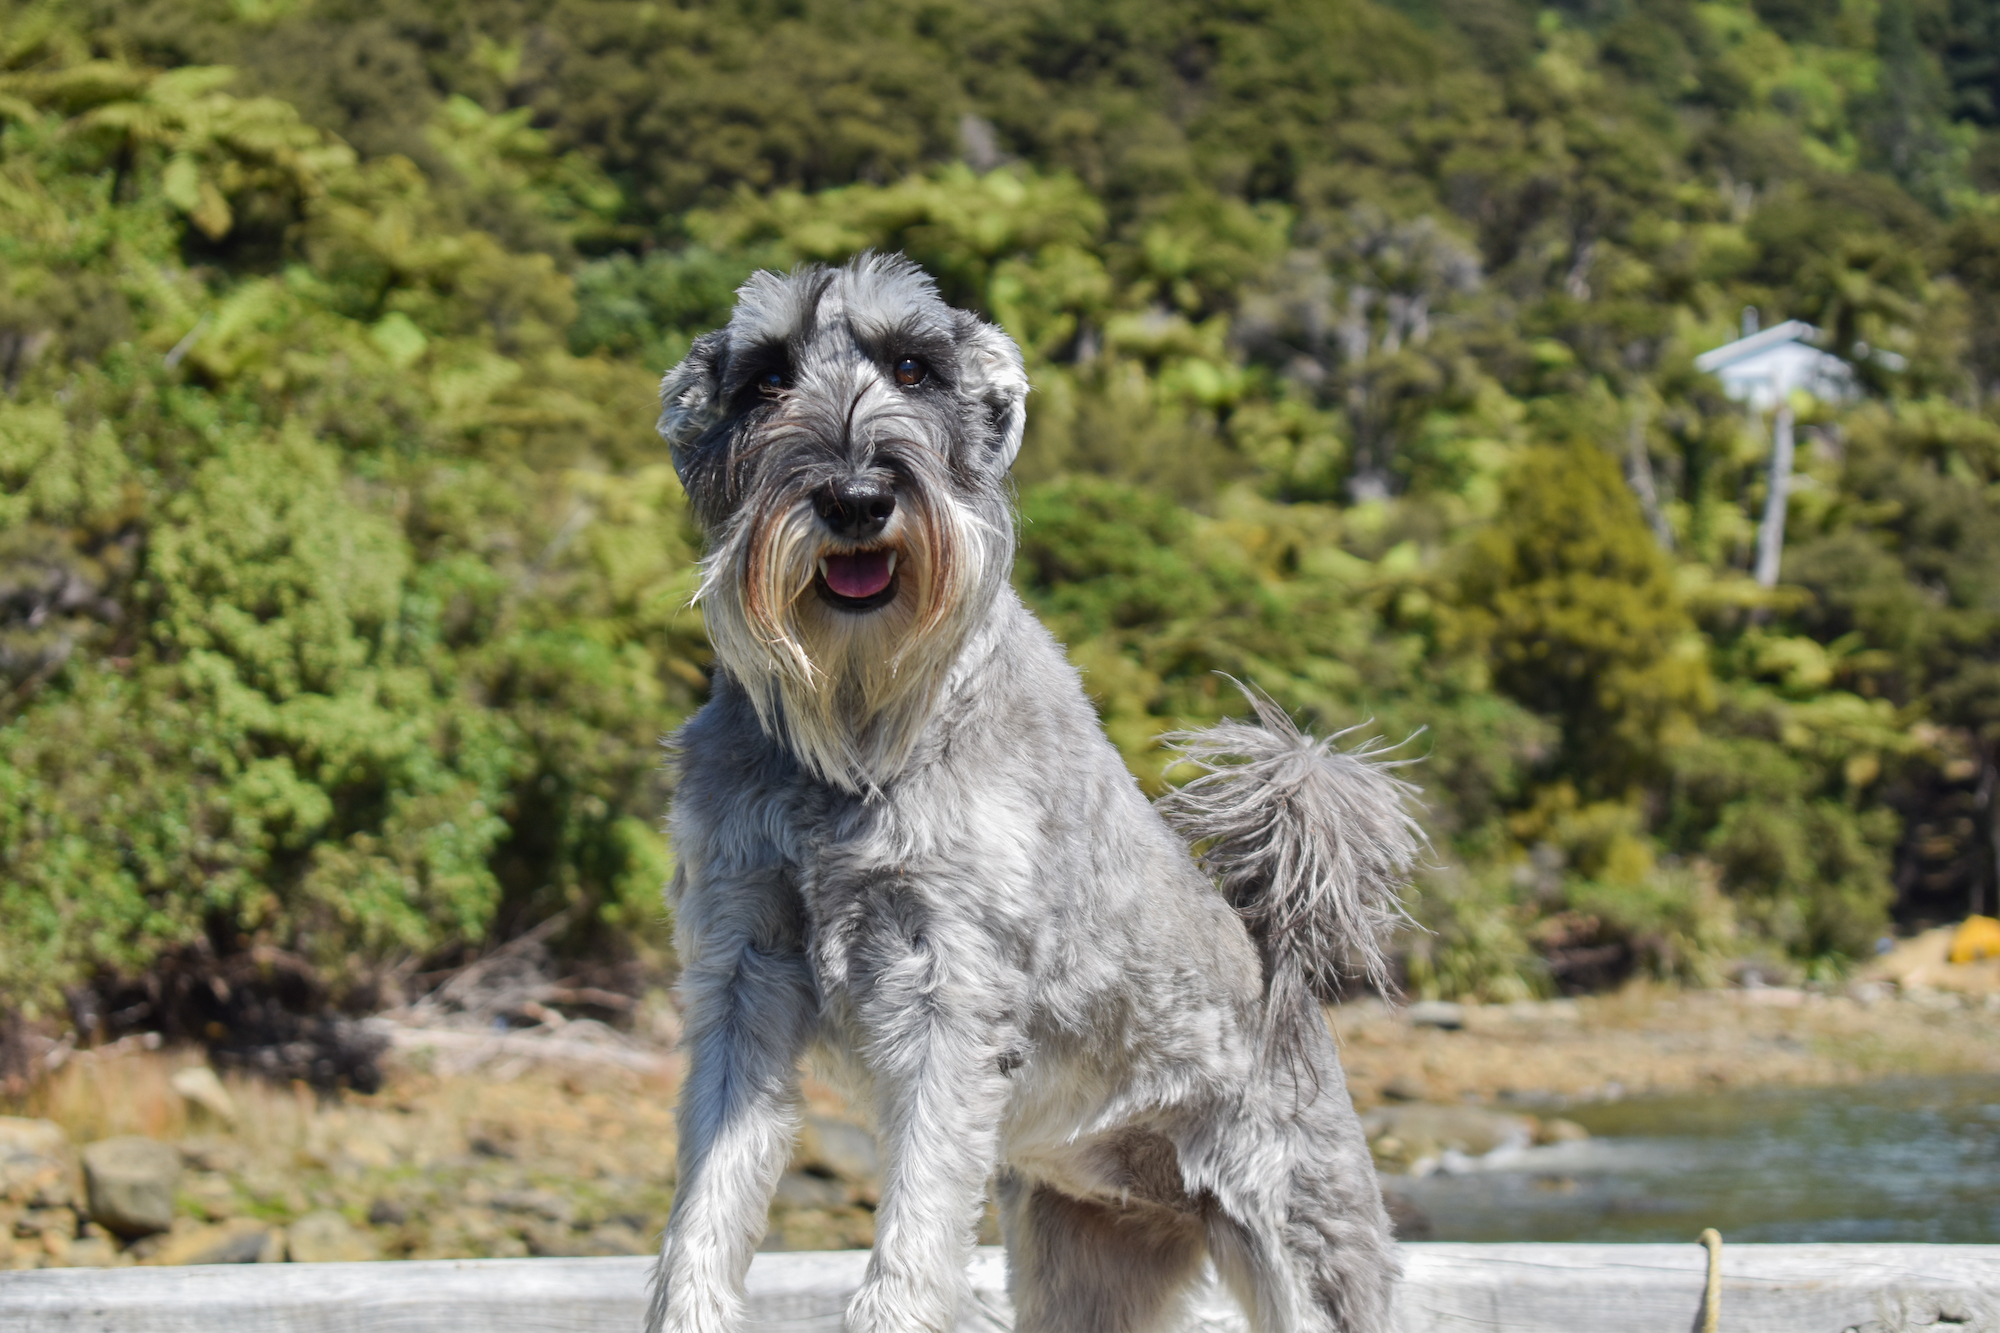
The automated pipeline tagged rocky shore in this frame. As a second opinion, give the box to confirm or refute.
[5,927,1996,1270]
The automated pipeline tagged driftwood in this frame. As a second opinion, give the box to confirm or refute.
[3,1244,1997,1332]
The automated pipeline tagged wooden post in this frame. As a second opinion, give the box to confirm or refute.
[1754,402,1796,588]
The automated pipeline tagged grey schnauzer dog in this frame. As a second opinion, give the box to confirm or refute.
[648,253,1422,1333]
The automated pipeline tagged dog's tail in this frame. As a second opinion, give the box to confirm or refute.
[1157,684,1424,1034]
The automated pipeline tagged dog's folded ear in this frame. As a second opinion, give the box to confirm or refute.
[954,312,1030,472]
[658,330,728,481]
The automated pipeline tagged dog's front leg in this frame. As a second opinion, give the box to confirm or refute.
[842,916,1017,1333]
[648,881,818,1333]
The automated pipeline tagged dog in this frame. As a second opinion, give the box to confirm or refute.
[648,253,1422,1333]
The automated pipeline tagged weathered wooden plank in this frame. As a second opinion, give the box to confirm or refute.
[2,1245,1995,1332]
[1400,1243,2000,1332]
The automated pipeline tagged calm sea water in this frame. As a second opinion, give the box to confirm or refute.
[1384,1075,2000,1243]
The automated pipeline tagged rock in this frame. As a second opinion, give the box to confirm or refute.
[181,1172,239,1221]
[40,1227,71,1264]
[1905,986,1963,1012]
[576,1222,647,1256]
[146,1218,272,1266]
[521,1219,588,1258]
[1736,985,1808,1007]
[178,1138,247,1175]
[366,1198,407,1226]
[1361,1104,1533,1171]
[82,1137,181,1239]
[287,1210,379,1263]
[797,1116,879,1184]
[1535,1117,1589,1145]
[19,1206,77,1241]
[1379,1076,1427,1103]
[168,1066,239,1126]
[63,1234,119,1268]
[1407,1000,1466,1030]
[0,1118,68,1162]
[773,1171,848,1210]
[0,1118,71,1206]
[491,1188,573,1225]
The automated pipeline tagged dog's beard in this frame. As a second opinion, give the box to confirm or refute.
[698,470,1005,794]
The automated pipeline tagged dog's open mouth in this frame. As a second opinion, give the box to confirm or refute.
[816,548,899,611]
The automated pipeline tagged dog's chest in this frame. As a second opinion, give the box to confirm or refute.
[784,780,1041,997]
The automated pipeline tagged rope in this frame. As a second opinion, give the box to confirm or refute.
[1698,1228,1723,1333]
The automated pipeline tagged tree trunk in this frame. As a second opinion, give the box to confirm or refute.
[1624,415,1673,550]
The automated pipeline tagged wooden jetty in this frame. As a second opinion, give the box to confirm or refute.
[2,1243,1995,1331]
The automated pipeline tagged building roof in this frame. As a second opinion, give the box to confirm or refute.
[1695,321,1854,411]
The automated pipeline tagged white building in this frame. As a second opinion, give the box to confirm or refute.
[1696,319,1856,588]
[1692,319,1855,412]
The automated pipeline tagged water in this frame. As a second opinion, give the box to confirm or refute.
[1385,1075,2000,1243]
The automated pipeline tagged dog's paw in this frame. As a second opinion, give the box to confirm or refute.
[647,1275,744,1333]
[843,1274,956,1333]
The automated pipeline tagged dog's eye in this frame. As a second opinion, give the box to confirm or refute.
[893,356,926,387]
[758,369,787,397]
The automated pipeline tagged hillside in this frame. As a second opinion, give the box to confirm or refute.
[4,0,2000,1057]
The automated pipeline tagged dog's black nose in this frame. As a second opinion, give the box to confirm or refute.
[815,480,896,539]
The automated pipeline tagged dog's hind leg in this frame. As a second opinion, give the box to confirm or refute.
[647,873,819,1333]
[1205,1195,1397,1333]
[1200,1109,1399,1333]
[998,1172,1208,1333]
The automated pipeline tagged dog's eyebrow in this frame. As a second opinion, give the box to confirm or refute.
[790,269,836,352]
[849,318,960,384]
[721,338,789,387]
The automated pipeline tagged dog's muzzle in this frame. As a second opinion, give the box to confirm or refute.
[813,479,902,611]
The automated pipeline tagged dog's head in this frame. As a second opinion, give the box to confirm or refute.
[660,253,1029,792]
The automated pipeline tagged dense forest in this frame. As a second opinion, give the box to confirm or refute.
[4,0,2000,1038]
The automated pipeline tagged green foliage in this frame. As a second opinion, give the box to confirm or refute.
[1456,442,1712,791]
[7,0,2000,1013]
[1404,871,1547,1004]
[0,27,693,1012]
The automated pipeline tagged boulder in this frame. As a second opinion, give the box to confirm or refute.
[82,1136,181,1238]
[0,1117,67,1162]
[797,1115,879,1184]
[773,1171,848,1210]
[168,1066,239,1126]
[287,1210,379,1263]
[1361,1103,1534,1171]
[0,1117,72,1206]
[1535,1116,1589,1145]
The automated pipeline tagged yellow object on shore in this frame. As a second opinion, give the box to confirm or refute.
[1949,915,2000,964]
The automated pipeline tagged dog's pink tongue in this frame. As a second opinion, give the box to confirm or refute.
[823,550,894,599]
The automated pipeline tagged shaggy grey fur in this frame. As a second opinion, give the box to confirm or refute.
[649,254,1421,1333]
[1157,687,1425,1053]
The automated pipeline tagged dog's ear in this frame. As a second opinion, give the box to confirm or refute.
[658,330,728,481]
[954,313,1030,472]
